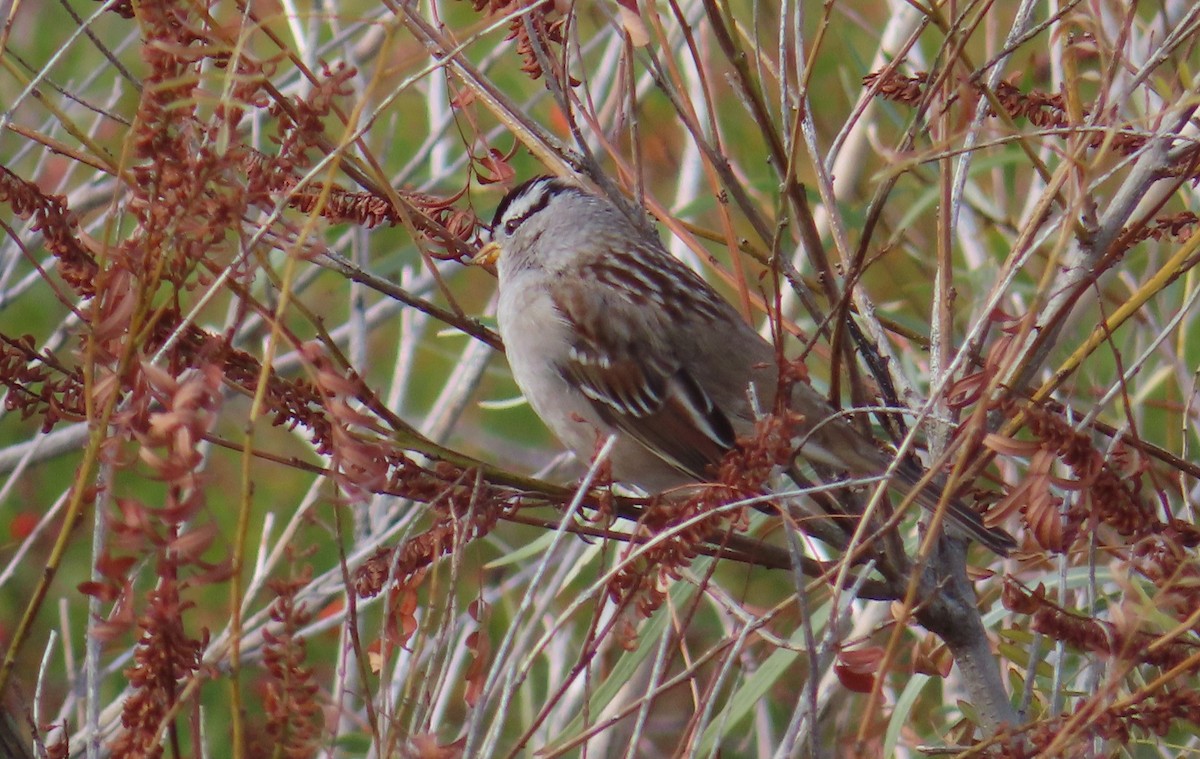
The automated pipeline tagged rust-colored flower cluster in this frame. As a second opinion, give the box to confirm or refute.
[0,166,96,296]
[354,477,508,599]
[990,79,1072,131]
[0,44,479,458]
[862,69,929,106]
[108,579,209,758]
[94,359,226,756]
[1005,581,1198,670]
[1118,211,1200,248]
[0,334,86,432]
[606,406,799,645]
[119,3,263,297]
[352,480,508,685]
[74,5,262,730]
[467,0,568,81]
[997,684,1200,759]
[1128,526,1200,626]
[260,569,322,758]
[0,0,505,752]
[242,60,475,242]
[985,398,1155,552]
[998,579,1200,753]
[864,69,1171,160]
[255,166,481,259]
[1098,687,1200,745]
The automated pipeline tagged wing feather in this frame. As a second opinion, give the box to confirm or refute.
[552,275,736,480]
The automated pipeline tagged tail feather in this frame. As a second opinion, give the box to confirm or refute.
[905,469,1017,556]
[786,381,1016,555]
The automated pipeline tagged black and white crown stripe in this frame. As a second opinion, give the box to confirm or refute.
[490,176,575,236]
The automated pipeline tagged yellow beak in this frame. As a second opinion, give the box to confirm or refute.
[472,241,501,267]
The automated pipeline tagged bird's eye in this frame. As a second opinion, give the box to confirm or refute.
[504,218,520,235]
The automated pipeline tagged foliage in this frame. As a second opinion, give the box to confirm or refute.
[0,0,1199,756]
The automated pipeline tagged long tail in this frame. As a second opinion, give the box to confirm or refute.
[784,383,1017,555]
[903,469,1017,555]
[784,459,1017,555]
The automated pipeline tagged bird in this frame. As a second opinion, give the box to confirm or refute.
[473,174,1016,555]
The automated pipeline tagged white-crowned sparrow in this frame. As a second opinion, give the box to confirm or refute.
[475,175,1016,555]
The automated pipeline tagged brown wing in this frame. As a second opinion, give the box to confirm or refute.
[551,268,736,481]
